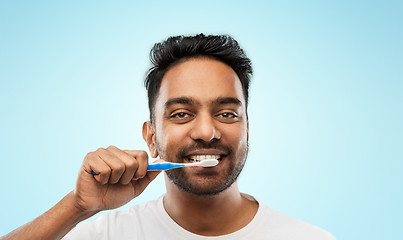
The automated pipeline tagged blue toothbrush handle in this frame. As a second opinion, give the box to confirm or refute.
[147,162,185,171]
[90,162,183,175]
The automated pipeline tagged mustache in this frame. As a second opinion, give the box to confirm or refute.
[176,140,233,159]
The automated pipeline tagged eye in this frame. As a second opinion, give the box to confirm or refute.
[170,112,191,119]
[169,111,194,123]
[217,112,238,119]
[215,112,239,123]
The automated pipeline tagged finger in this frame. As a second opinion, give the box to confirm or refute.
[107,146,142,184]
[123,150,150,180]
[133,151,149,180]
[97,148,125,184]
[84,151,111,184]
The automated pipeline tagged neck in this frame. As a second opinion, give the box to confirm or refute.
[163,174,258,236]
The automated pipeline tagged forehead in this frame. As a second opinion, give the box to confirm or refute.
[156,58,245,106]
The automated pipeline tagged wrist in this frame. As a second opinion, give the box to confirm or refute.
[65,191,100,221]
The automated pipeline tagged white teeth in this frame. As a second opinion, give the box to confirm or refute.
[188,155,220,162]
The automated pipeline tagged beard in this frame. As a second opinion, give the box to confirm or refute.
[156,139,248,196]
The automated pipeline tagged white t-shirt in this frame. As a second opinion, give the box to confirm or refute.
[63,195,335,240]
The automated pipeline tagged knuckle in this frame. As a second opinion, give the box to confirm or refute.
[107,145,117,150]
[86,152,96,160]
[112,161,126,171]
[96,147,105,153]
[99,165,110,173]
[127,159,139,169]
[138,150,148,159]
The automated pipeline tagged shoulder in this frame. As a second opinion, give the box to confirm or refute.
[247,195,335,240]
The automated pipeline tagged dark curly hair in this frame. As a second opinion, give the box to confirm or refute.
[144,33,253,122]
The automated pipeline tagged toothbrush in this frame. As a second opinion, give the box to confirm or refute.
[147,159,219,171]
[91,159,219,175]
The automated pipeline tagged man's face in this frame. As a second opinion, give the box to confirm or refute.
[152,58,249,195]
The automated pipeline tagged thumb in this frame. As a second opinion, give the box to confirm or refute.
[144,158,166,180]
[152,158,166,164]
[133,158,166,191]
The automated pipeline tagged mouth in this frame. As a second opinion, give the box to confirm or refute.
[186,154,223,163]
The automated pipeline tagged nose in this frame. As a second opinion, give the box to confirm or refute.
[190,113,221,142]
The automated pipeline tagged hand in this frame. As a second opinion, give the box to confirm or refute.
[72,145,163,212]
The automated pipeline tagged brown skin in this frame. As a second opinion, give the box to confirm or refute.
[1,57,257,239]
[1,148,162,240]
[144,58,258,236]
[74,147,162,211]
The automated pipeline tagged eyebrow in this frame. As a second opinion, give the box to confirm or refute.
[164,97,197,110]
[213,97,242,106]
[164,96,242,110]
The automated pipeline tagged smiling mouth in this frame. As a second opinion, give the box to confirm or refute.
[186,154,222,163]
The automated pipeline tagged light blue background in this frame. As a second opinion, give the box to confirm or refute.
[1,1,402,239]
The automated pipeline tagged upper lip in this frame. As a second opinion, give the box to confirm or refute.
[185,149,227,157]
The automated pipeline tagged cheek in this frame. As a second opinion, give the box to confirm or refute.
[221,124,248,147]
[156,124,189,152]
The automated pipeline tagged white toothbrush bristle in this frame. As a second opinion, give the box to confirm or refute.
[199,159,219,167]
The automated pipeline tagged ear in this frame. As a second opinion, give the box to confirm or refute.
[142,121,158,158]
[247,120,249,141]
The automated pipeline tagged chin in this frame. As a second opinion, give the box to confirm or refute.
[166,168,240,196]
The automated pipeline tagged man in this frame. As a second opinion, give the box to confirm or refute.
[1,34,335,239]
